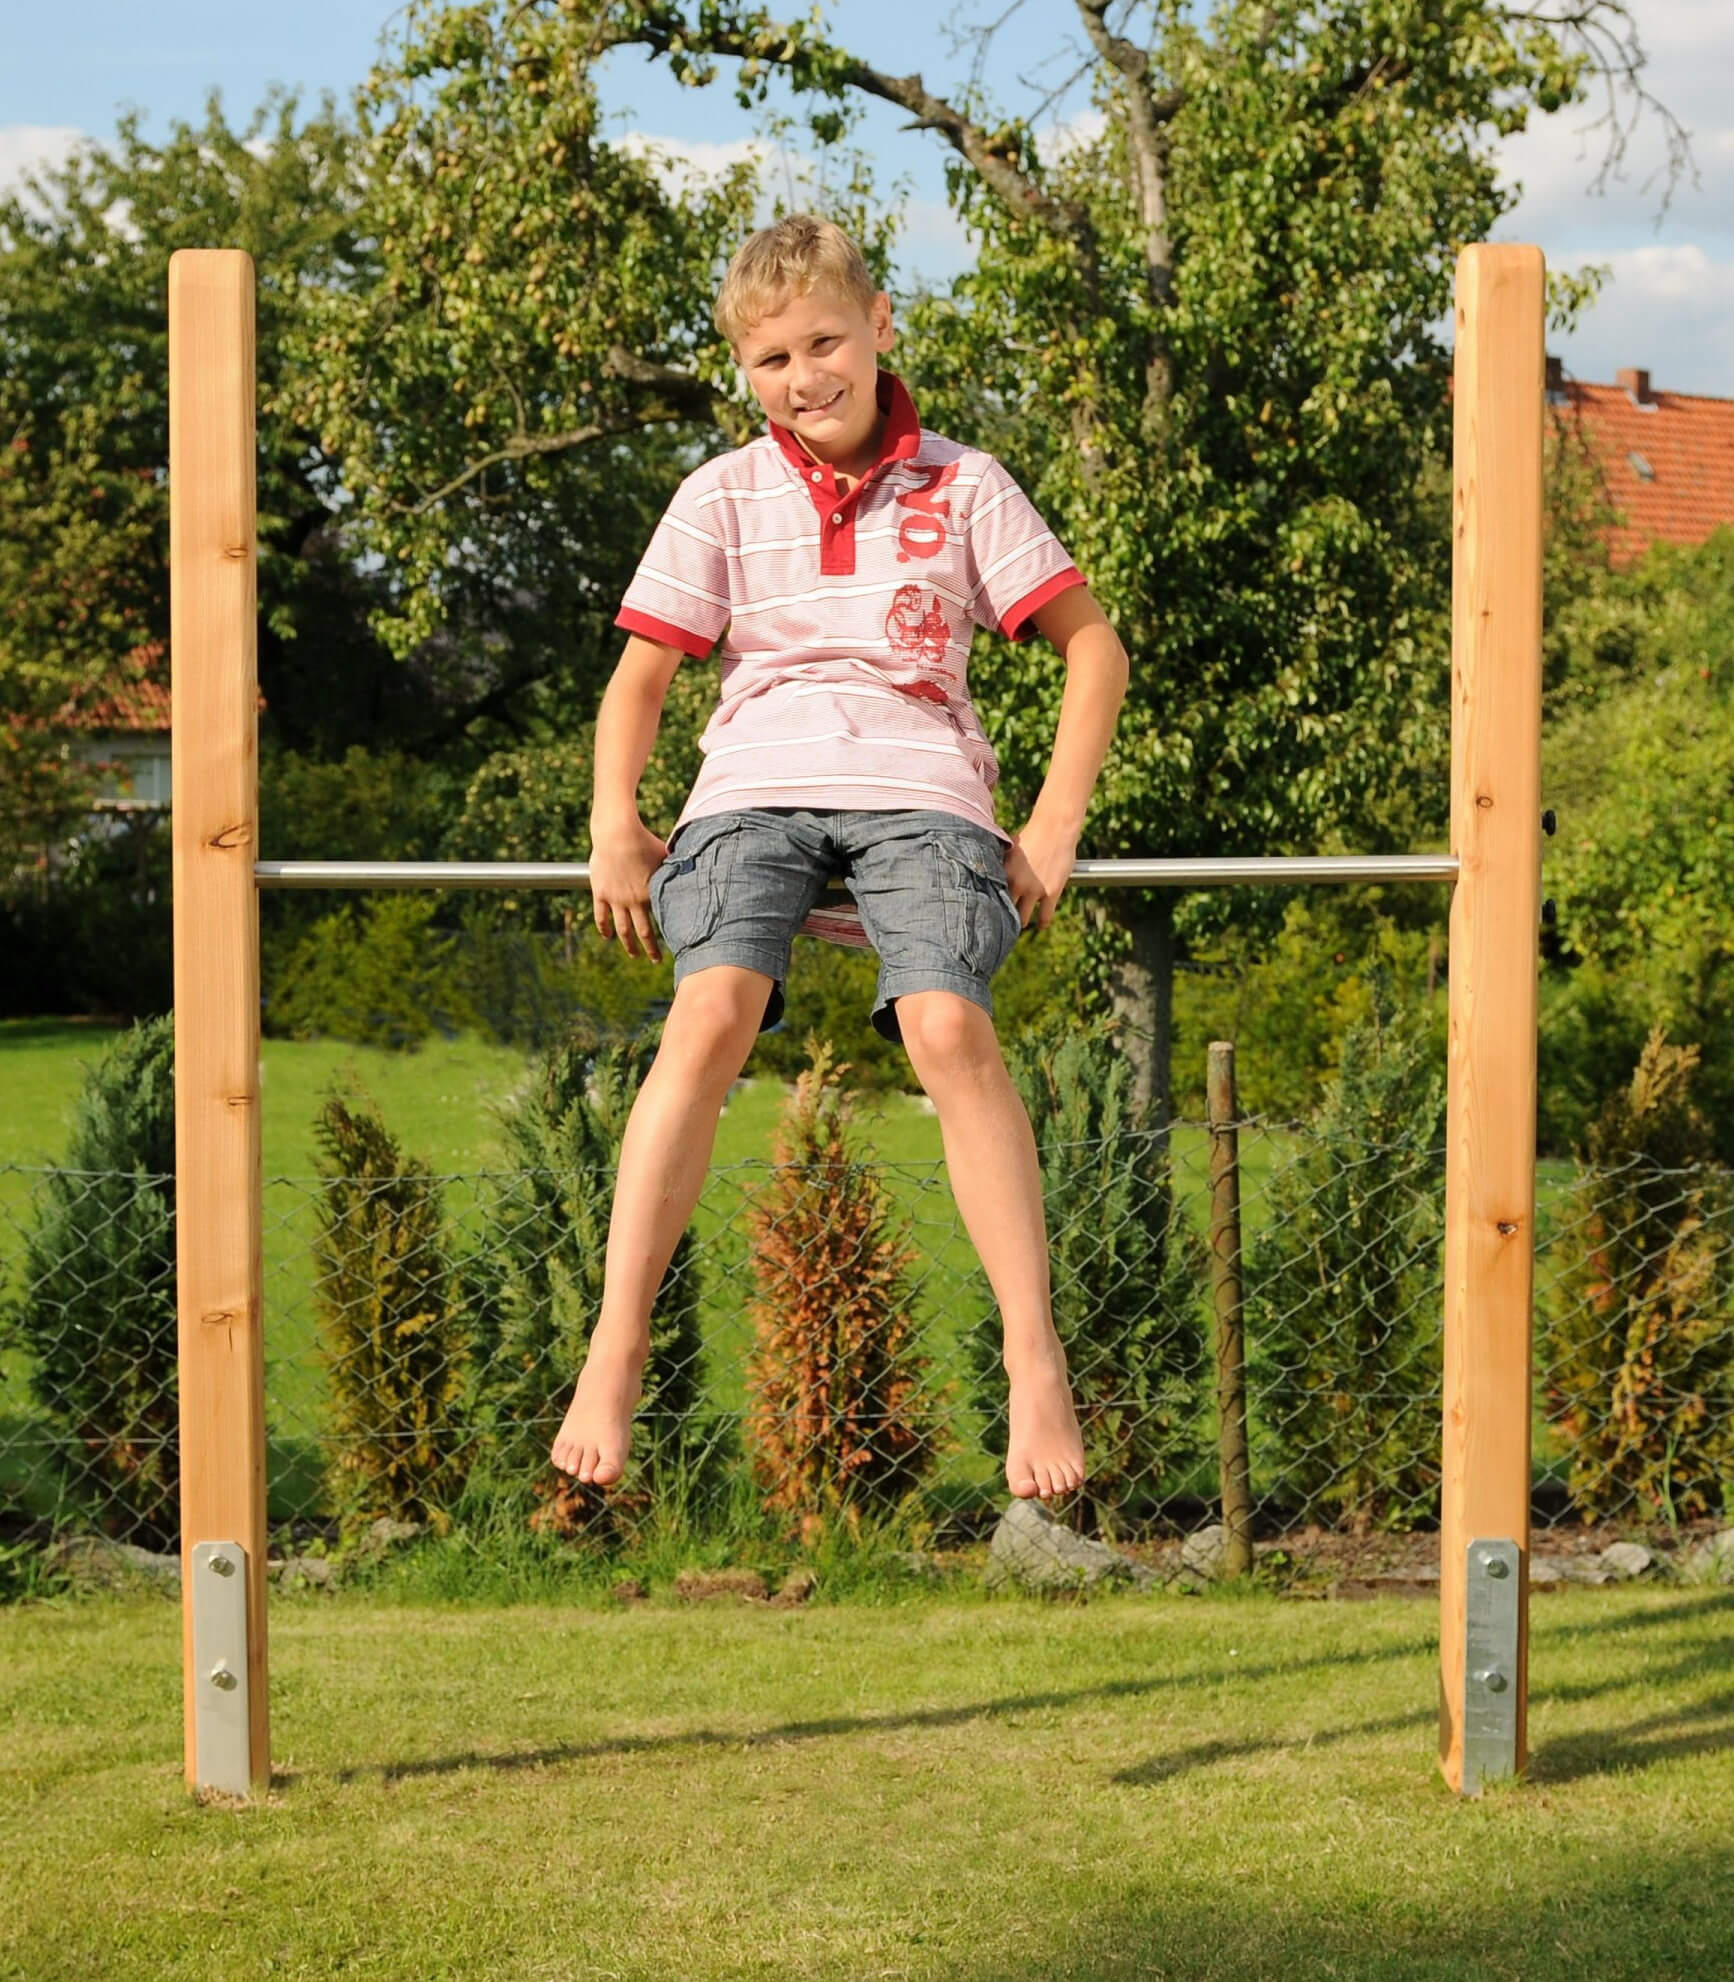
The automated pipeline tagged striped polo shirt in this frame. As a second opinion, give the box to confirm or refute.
[616,371,1083,848]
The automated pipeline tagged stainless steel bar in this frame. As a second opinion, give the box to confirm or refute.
[255,854,1458,891]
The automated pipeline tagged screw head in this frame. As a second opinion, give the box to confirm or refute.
[209,1661,239,1693]
[208,1553,235,1577]
[1474,1667,1509,1694]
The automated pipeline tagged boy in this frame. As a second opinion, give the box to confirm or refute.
[551,214,1128,1504]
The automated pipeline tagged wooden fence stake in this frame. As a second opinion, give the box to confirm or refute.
[170,249,268,1796]
[1207,1042,1254,1579]
[1439,243,1545,1793]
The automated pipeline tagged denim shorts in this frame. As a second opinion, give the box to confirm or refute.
[648,807,1024,1046]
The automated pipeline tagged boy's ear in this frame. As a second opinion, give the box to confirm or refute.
[872,290,894,349]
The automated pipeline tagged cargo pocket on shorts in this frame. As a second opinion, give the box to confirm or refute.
[649,815,744,954]
[931,833,1021,978]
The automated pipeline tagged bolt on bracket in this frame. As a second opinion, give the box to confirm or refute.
[1462,1538,1522,1793]
[190,1540,251,1796]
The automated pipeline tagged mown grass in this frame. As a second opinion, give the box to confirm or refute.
[2,1578,1731,1980]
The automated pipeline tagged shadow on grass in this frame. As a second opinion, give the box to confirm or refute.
[321,1592,1734,1795]
[1532,1689,1734,1784]
[339,1630,1437,1787]
[1110,1706,1435,1785]
[948,1847,1734,1982]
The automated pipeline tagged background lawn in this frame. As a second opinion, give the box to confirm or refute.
[0,1018,1588,1532]
[2,1579,1731,1980]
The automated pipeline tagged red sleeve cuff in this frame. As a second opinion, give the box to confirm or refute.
[1001,567,1085,644]
[615,608,716,660]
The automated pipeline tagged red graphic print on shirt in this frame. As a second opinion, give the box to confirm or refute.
[894,462,959,561]
[883,584,953,704]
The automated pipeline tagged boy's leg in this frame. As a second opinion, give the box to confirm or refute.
[839,812,1083,1502]
[896,989,1086,1503]
[550,965,774,1486]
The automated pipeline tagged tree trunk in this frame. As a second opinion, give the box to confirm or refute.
[1097,893,1175,1145]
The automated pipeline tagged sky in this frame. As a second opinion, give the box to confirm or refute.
[3,0,1730,394]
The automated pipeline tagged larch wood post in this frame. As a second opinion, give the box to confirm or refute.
[170,250,268,1795]
[1439,244,1545,1793]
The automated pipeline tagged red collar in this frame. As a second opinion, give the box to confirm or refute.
[766,369,921,485]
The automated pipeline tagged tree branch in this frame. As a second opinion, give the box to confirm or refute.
[1500,3,1696,215]
[597,3,1099,271]
[397,348,723,517]
[1074,0,1176,432]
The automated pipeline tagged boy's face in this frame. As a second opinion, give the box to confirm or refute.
[735,284,895,470]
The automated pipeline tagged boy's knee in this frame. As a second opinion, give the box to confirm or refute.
[897,990,997,1071]
[663,967,776,1069]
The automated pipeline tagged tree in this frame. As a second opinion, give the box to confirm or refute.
[0,90,393,863]
[279,0,767,724]
[743,1039,946,1530]
[1540,537,1734,1157]
[555,0,1659,1125]
[1543,1030,1734,1525]
[3,1016,179,1547]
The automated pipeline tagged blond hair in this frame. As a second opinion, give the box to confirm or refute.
[714,213,879,348]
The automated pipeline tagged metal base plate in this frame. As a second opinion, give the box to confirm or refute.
[1463,1537,1521,1793]
[190,1540,251,1795]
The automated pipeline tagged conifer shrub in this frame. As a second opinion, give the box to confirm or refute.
[269,894,482,1048]
[743,1039,946,1533]
[3,1015,178,1545]
[1244,971,1446,1533]
[312,1088,470,1534]
[970,1017,1207,1537]
[1542,1029,1734,1523]
[465,1021,726,1544]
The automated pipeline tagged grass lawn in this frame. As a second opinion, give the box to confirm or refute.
[2,1579,1731,1979]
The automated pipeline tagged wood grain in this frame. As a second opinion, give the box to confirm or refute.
[170,250,269,1794]
[1439,243,1545,1792]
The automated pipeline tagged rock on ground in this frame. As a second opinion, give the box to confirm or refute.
[1684,1530,1734,1585]
[984,1497,1155,1595]
[1597,1541,1654,1580]
[673,1566,770,1603]
[42,1535,180,1593]
[1180,1524,1230,1582]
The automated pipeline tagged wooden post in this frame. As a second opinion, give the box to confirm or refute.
[1207,1042,1254,1578]
[170,250,268,1795]
[1439,244,1544,1793]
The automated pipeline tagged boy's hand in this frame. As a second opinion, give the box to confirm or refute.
[588,816,670,962]
[1005,814,1080,933]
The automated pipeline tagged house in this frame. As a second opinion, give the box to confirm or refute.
[65,641,173,824]
[1547,358,1734,565]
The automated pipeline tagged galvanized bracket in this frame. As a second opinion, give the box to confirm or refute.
[1462,1538,1522,1793]
[190,1541,252,1796]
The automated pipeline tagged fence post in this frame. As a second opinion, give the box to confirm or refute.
[170,249,269,1796]
[1439,243,1545,1794]
[1207,1042,1254,1578]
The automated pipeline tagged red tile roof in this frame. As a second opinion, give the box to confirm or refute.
[1549,367,1734,565]
[57,642,265,734]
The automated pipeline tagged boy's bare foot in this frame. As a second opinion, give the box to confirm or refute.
[1004,1344,1086,1502]
[549,1329,649,1487]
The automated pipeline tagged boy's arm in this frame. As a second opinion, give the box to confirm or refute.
[589,633,686,962]
[590,634,685,830]
[1007,584,1129,931]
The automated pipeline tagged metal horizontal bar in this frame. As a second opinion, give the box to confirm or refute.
[256,853,1457,892]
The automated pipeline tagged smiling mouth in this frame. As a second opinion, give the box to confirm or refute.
[794,391,842,419]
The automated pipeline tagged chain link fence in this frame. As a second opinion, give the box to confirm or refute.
[5,1113,1730,1583]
